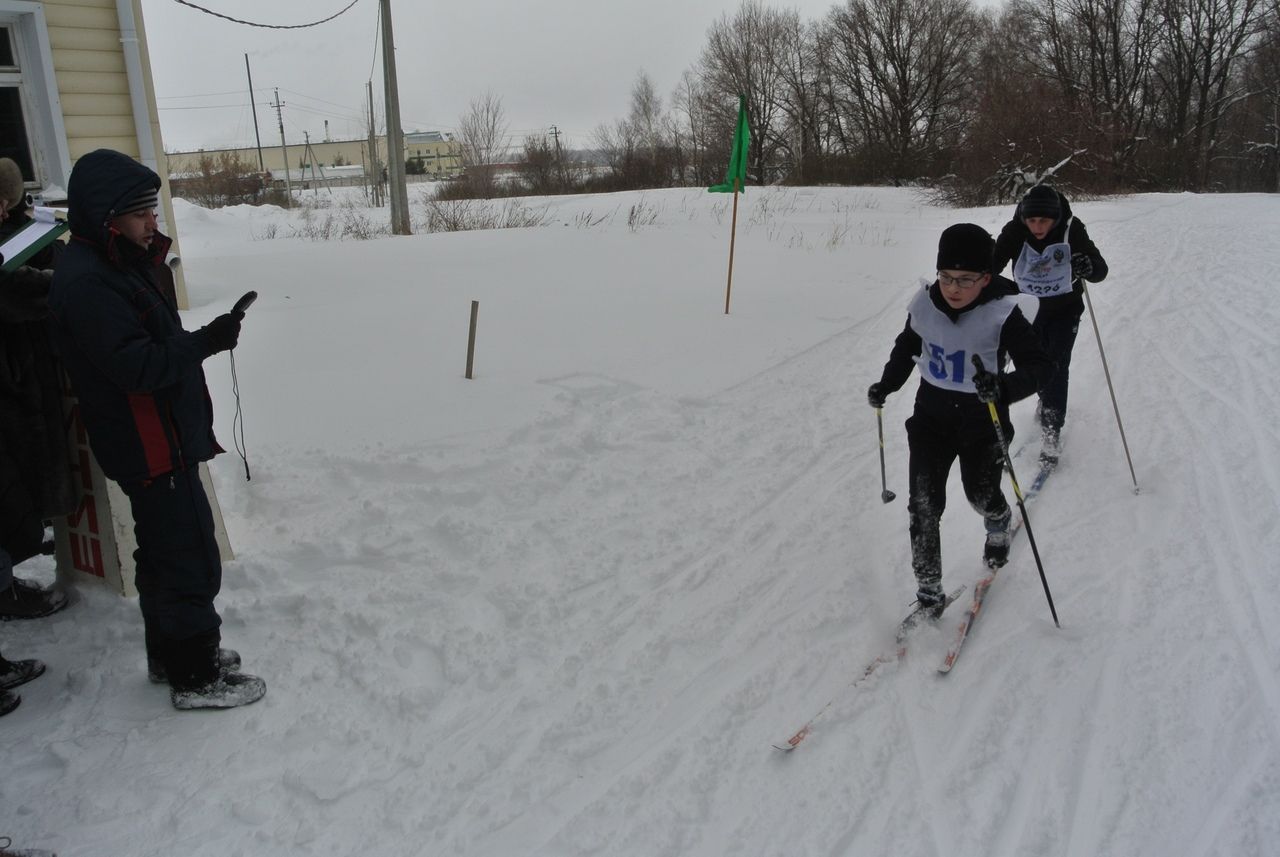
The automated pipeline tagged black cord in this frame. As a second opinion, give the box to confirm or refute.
[171,0,363,29]
[230,349,250,481]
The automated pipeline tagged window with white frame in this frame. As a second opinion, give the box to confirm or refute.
[0,3,71,194]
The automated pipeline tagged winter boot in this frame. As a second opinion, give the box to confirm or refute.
[914,584,948,620]
[0,578,68,620]
[0,689,18,716]
[166,631,264,711]
[0,655,46,690]
[983,508,1012,568]
[171,672,267,711]
[148,648,241,684]
[1040,427,1062,468]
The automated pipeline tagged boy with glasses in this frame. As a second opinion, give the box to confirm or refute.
[991,184,1108,466]
[867,224,1051,616]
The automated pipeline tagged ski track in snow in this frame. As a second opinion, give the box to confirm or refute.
[5,189,1280,857]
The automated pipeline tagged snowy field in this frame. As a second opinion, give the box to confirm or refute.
[4,185,1280,857]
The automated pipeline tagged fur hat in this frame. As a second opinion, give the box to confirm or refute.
[0,157,25,210]
[1020,184,1061,221]
[936,223,994,273]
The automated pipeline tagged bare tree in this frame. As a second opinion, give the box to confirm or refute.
[1237,4,1280,189]
[825,0,984,184]
[1020,0,1163,187]
[457,91,511,198]
[1152,0,1266,188]
[698,0,792,183]
[770,12,830,182]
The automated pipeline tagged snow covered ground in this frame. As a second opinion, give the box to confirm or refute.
[4,185,1279,857]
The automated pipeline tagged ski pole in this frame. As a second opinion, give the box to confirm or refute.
[973,356,1060,628]
[875,407,896,503]
[1082,282,1139,494]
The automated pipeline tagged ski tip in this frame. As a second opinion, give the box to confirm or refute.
[773,728,809,752]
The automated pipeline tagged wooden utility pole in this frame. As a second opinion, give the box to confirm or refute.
[244,54,263,170]
[380,0,411,235]
[366,80,382,207]
[271,88,292,205]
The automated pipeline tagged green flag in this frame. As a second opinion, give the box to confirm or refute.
[709,96,749,193]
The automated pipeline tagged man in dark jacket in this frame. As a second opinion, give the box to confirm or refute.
[991,184,1108,465]
[0,156,71,716]
[0,156,73,622]
[48,149,264,710]
[868,224,1052,615]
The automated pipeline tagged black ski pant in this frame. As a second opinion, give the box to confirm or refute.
[1032,309,1082,436]
[906,410,1011,597]
[120,466,222,686]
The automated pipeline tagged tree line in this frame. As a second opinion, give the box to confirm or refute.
[454,0,1280,202]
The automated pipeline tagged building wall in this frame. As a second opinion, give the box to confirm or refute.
[166,135,464,179]
[40,0,186,303]
[43,0,135,159]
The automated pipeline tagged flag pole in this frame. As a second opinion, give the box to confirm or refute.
[721,176,742,315]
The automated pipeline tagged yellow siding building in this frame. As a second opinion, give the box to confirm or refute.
[3,0,185,299]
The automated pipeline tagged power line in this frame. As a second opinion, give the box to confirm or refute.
[170,0,365,29]
[157,88,266,100]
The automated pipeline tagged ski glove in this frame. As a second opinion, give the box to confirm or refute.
[1071,252,1093,280]
[200,312,242,356]
[867,383,887,408]
[973,368,1001,403]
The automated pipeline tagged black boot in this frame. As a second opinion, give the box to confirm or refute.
[0,655,46,691]
[149,648,241,684]
[166,631,265,711]
[983,508,1012,568]
[0,578,68,620]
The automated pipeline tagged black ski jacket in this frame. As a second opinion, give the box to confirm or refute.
[991,190,1108,321]
[49,149,223,484]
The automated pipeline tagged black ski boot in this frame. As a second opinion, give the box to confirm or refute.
[914,586,949,620]
[984,508,1012,568]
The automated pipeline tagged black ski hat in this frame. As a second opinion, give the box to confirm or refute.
[936,223,994,273]
[1020,184,1061,221]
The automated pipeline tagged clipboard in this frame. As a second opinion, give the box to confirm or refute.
[1,207,69,272]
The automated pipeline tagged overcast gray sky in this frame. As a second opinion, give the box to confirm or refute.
[139,0,853,154]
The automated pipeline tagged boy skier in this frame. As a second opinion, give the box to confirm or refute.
[991,184,1108,465]
[867,224,1052,615]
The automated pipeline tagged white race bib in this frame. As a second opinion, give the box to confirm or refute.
[1013,239,1073,297]
[908,287,1016,393]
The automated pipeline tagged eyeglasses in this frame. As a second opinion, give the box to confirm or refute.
[937,271,986,289]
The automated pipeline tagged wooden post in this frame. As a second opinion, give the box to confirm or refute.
[465,300,479,379]
[724,177,740,315]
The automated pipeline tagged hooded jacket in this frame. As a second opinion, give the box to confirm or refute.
[48,149,222,484]
[990,190,1108,321]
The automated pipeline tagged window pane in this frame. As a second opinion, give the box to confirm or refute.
[0,87,35,181]
[0,28,13,68]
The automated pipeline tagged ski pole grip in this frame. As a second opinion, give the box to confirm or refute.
[971,354,987,374]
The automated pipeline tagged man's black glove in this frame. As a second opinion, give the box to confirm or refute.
[200,312,242,356]
[867,383,887,408]
[973,368,1001,403]
[1071,252,1093,280]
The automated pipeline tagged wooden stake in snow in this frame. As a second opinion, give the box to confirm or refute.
[465,300,479,379]
[724,177,740,315]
